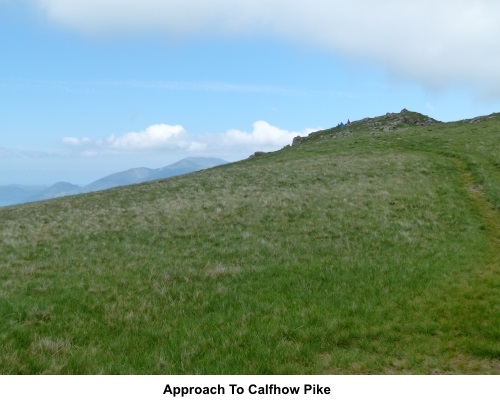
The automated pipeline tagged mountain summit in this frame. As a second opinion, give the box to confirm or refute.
[293,109,440,146]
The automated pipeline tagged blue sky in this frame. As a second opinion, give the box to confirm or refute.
[1,0,500,185]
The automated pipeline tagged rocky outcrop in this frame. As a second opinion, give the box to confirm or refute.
[354,109,440,131]
[293,109,441,146]
[292,136,307,146]
[468,112,500,124]
[248,151,268,158]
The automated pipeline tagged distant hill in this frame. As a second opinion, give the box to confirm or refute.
[82,167,154,193]
[82,157,227,192]
[25,182,82,202]
[0,185,46,206]
[0,157,228,206]
[146,157,228,181]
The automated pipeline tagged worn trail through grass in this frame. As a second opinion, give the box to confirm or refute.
[400,153,500,373]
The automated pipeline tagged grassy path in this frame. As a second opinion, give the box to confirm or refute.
[434,156,500,372]
[389,151,500,373]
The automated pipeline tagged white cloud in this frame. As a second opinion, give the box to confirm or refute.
[33,0,500,97]
[62,124,203,155]
[223,121,315,149]
[101,124,186,150]
[34,0,262,36]
[61,121,316,158]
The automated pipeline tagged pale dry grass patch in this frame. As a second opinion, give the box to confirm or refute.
[205,263,242,277]
[30,336,71,356]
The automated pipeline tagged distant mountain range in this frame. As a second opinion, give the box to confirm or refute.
[0,157,228,207]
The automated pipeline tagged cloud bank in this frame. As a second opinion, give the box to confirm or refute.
[63,124,204,155]
[99,124,187,150]
[62,121,316,158]
[223,121,310,148]
[34,0,500,97]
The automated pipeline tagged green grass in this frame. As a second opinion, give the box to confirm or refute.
[0,110,499,374]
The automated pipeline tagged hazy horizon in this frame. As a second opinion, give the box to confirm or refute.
[0,155,233,187]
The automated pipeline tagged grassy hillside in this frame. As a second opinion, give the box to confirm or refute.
[0,110,498,374]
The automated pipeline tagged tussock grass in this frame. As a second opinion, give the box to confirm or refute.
[0,112,499,374]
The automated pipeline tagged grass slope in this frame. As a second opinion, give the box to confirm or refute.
[0,110,499,374]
